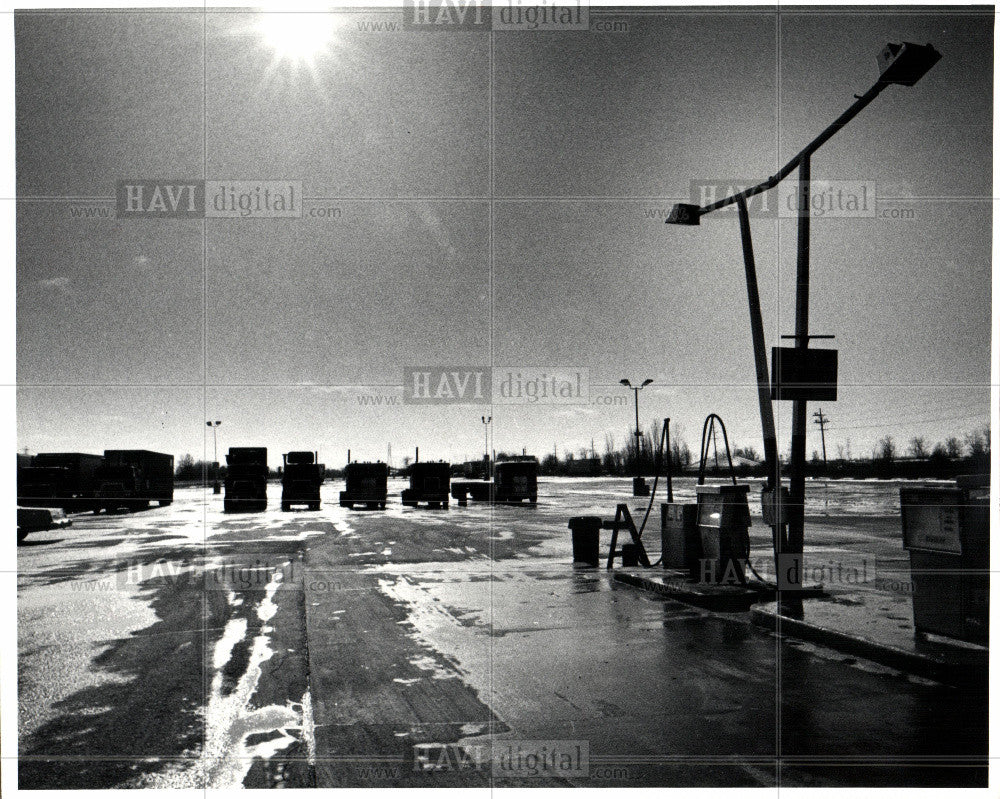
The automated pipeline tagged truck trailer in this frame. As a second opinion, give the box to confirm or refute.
[95,450,174,513]
[225,447,268,512]
[18,452,104,512]
[401,461,450,508]
[281,451,324,511]
[340,461,388,509]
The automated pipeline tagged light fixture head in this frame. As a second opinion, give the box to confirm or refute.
[876,42,941,86]
[665,203,701,225]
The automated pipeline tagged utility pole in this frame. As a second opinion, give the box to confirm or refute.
[813,409,830,468]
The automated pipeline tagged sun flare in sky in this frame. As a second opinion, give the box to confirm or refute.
[255,11,339,65]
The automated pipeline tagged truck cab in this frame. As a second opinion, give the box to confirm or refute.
[281,451,324,511]
[224,447,268,512]
[340,461,388,510]
[494,459,538,505]
[401,461,450,508]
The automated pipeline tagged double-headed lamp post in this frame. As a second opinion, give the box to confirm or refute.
[206,420,222,492]
[664,42,940,598]
[620,378,653,495]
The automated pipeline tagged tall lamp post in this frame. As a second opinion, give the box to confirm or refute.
[620,378,653,496]
[206,420,222,494]
[481,416,492,479]
[664,42,940,600]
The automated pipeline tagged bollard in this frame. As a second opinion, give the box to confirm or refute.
[568,516,601,566]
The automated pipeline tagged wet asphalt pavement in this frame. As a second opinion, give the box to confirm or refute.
[17,478,988,788]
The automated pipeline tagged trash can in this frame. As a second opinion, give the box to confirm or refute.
[568,516,601,567]
[900,476,988,644]
[695,484,751,585]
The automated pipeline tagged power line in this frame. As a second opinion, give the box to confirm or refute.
[826,411,987,433]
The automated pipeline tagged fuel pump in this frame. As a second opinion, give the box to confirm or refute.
[693,415,752,586]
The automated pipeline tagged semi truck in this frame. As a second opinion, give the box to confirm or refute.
[95,450,174,513]
[339,461,388,509]
[401,461,450,508]
[17,452,104,512]
[451,458,538,505]
[494,459,538,504]
[281,451,324,511]
[225,447,268,512]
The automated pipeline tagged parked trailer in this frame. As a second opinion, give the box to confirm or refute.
[225,447,268,512]
[401,461,451,508]
[281,451,324,511]
[340,462,388,509]
[95,450,174,513]
[17,452,104,512]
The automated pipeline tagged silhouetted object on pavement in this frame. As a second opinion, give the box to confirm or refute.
[281,451,324,511]
[17,506,71,542]
[340,461,388,510]
[900,474,988,644]
[18,452,104,512]
[95,450,174,513]
[224,447,268,513]
[401,461,450,508]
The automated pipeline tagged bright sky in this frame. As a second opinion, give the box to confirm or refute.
[15,5,994,467]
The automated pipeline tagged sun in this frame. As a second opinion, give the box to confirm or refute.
[256,11,338,64]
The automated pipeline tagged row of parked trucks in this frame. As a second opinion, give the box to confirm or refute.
[17,449,538,521]
[225,451,538,512]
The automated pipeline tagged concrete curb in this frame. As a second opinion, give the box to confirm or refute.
[613,571,760,612]
[750,606,986,687]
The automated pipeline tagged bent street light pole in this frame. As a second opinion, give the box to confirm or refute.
[666,42,940,595]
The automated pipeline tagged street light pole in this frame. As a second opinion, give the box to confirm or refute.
[620,378,653,495]
[206,420,222,493]
[481,415,491,478]
[665,42,941,596]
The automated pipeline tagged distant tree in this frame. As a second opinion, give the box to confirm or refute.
[875,435,896,463]
[945,436,963,459]
[541,453,558,475]
[836,443,846,461]
[966,427,988,459]
[176,454,196,480]
[734,446,760,462]
[908,436,928,459]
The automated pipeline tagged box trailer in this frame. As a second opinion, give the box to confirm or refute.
[96,450,173,513]
[18,452,104,512]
